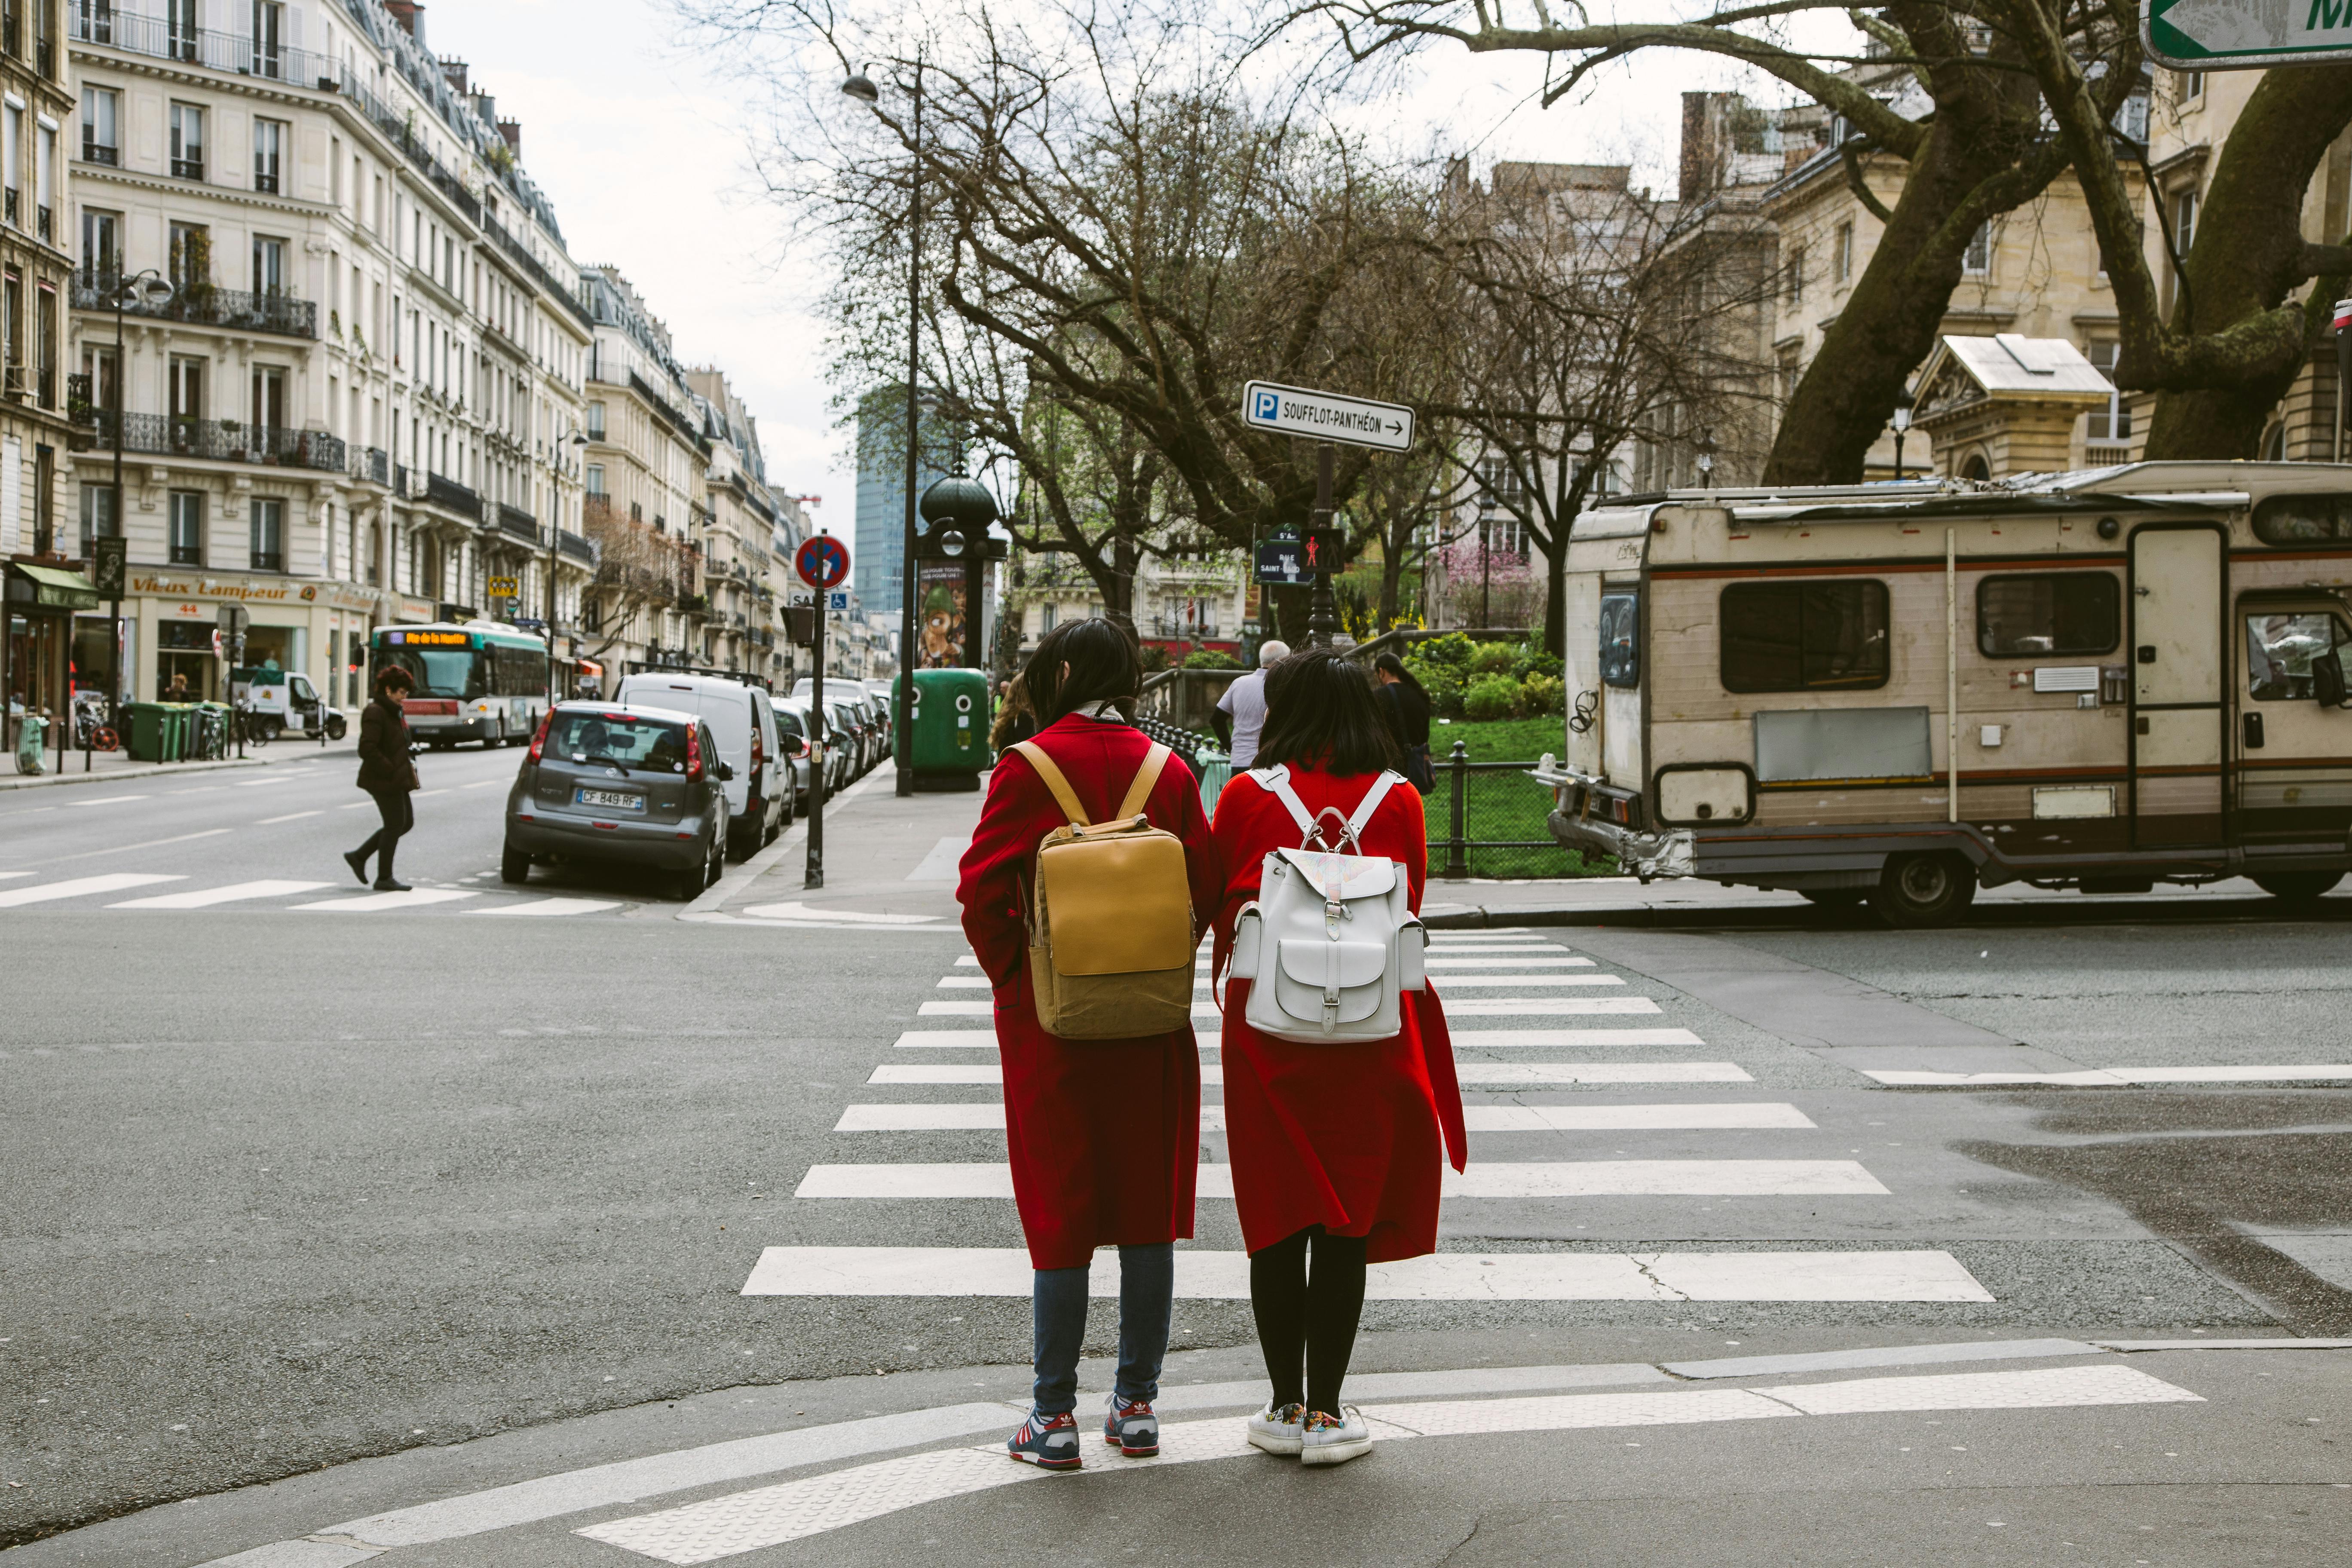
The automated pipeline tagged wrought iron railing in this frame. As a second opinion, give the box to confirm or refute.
[73,5,330,85]
[556,530,596,564]
[351,445,389,486]
[72,270,316,339]
[73,410,346,472]
[496,503,538,542]
[423,472,482,520]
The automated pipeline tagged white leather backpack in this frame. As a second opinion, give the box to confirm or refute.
[1227,765,1426,1043]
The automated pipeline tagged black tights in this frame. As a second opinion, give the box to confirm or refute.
[1248,1225,1368,1415]
[352,787,413,880]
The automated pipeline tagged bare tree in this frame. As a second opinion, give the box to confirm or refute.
[582,497,695,662]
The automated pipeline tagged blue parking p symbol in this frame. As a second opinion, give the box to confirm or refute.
[1253,389,1280,422]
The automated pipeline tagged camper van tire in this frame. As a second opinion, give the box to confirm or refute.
[2251,872,2343,903]
[1868,853,1978,929]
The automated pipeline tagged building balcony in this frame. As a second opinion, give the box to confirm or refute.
[350,445,390,487]
[422,471,482,521]
[80,138,117,167]
[72,6,330,87]
[74,410,346,473]
[496,502,538,543]
[171,156,204,181]
[557,530,596,565]
[72,270,317,340]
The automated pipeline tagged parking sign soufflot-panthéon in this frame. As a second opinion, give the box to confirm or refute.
[1240,380,1415,644]
[793,533,852,888]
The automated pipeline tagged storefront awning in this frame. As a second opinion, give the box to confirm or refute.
[6,564,101,612]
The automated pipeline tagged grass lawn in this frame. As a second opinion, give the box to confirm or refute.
[1418,713,1616,880]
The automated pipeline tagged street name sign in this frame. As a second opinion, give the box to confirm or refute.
[795,534,850,591]
[2144,0,2352,70]
[1242,380,1414,453]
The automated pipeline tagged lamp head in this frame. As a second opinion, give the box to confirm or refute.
[841,67,880,104]
[1892,389,1914,434]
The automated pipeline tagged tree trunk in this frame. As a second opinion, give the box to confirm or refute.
[2144,67,2352,459]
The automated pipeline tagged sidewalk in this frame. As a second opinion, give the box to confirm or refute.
[0,738,352,791]
[680,761,980,928]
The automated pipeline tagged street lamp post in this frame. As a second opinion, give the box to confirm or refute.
[554,431,586,702]
[108,270,173,717]
[843,56,922,798]
[1476,493,1496,630]
[1892,390,1914,480]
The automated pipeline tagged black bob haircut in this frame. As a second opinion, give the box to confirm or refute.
[1023,618,1142,724]
[1255,647,1400,777]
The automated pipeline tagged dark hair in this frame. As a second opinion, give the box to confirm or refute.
[1256,647,1400,776]
[1023,619,1142,723]
[1373,652,1425,697]
[374,665,412,695]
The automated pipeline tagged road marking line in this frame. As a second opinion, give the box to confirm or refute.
[906,835,971,882]
[0,873,183,907]
[339,801,374,810]
[1192,973,1627,990]
[470,897,627,917]
[740,900,943,924]
[934,977,992,989]
[34,828,233,864]
[919,1001,992,1016]
[232,777,294,787]
[740,1246,1986,1302]
[290,888,481,912]
[413,788,452,797]
[1420,943,1570,953]
[109,880,331,909]
[256,811,323,824]
[63,793,150,806]
[1427,998,1663,1015]
[1868,1065,2352,1085]
[892,1030,1000,1047]
[793,1159,1886,1199]
[833,1101,1808,1133]
[0,871,34,880]
[1424,956,1595,968]
[461,779,502,789]
[954,956,981,965]
[1455,1063,1753,1084]
[1452,1028,1704,1046]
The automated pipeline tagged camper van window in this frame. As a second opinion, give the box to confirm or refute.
[1599,593,1640,687]
[2245,613,2341,701]
[1720,580,1890,692]
[2251,494,2352,544]
[1976,573,2120,657]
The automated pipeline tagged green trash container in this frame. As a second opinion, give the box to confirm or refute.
[900,668,991,790]
[163,704,192,762]
[125,702,167,762]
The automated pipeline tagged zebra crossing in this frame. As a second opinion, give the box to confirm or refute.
[743,930,2000,1305]
[0,869,624,916]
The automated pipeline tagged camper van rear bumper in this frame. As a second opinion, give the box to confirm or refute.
[1547,808,1695,882]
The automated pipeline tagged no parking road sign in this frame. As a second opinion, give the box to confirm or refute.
[795,534,851,591]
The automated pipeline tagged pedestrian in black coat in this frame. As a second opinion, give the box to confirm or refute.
[345,667,420,891]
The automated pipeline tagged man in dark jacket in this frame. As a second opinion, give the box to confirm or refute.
[344,667,420,891]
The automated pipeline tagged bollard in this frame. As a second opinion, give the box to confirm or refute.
[1441,738,1471,880]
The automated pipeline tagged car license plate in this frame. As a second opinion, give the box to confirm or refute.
[575,787,644,812]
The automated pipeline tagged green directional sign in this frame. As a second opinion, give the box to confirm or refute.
[2147,0,2352,70]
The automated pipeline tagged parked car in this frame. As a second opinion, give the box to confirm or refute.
[820,695,862,789]
[613,672,783,859]
[861,679,897,757]
[769,696,815,814]
[504,702,732,901]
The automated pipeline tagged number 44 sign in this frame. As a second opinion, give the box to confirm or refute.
[2146,0,2352,70]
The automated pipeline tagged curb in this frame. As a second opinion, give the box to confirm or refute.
[680,762,900,919]
[0,754,276,792]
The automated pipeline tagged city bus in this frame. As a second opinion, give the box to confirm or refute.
[370,622,550,749]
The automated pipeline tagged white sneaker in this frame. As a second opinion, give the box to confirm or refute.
[1299,1405,1373,1466]
[1245,1399,1305,1456]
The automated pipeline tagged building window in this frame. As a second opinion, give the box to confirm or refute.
[1720,579,1891,692]
[169,490,204,565]
[1786,245,1804,305]
[36,121,52,240]
[252,234,285,295]
[80,1,116,46]
[1834,221,1854,283]
[169,354,205,428]
[2179,69,2205,104]
[165,0,196,61]
[4,103,21,228]
[253,117,284,195]
[251,0,285,79]
[80,206,118,280]
[249,499,284,573]
[36,282,53,407]
[2085,342,2131,444]
[169,102,204,181]
[586,400,606,439]
[1962,221,1992,276]
[585,463,605,496]
[79,483,116,556]
[168,221,209,290]
[2173,188,2199,253]
[32,443,51,554]
[1977,573,2122,657]
[79,85,116,166]
[251,364,285,435]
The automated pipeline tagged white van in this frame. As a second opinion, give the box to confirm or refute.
[613,672,782,859]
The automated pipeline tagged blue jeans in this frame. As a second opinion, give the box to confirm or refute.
[1031,1243,1174,1416]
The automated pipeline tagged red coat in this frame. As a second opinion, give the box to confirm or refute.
[1209,766,1468,1264]
[956,714,1222,1271]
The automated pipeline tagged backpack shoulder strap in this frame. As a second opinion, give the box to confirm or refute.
[1112,742,1173,821]
[1010,740,1090,827]
[1346,771,1406,838]
[1247,764,1317,840]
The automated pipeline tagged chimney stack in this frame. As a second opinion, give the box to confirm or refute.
[498,118,522,156]
[440,56,469,96]
[385,1,423,39]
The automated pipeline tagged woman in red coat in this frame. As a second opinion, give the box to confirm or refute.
[1209,647,1468,1467]
[956,620,1221,1470]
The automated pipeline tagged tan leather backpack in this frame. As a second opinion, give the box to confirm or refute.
[1011,739,1197,1039]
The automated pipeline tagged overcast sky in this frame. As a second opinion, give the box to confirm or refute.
[451,1,1824,521]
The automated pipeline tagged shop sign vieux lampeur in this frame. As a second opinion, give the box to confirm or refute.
[131,572,378,616]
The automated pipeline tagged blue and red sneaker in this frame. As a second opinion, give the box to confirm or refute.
[1006,1408,1082,1470]
[1103,1395,1160,1457]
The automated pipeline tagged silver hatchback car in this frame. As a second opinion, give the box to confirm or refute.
[503,702,734,900]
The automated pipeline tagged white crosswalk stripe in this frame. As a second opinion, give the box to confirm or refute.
[0,873,181,906]
[470,897,627,917]
[0,871,639,916]
[748,931,1993,1308]
[291,888,481,912]
[109,879,331,909]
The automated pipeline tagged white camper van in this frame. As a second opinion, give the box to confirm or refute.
[1540,462,2352,925]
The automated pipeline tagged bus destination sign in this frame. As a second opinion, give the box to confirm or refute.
[389,630,471,647]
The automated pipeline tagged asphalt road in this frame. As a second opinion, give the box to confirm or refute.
[3,756,2349,1562]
